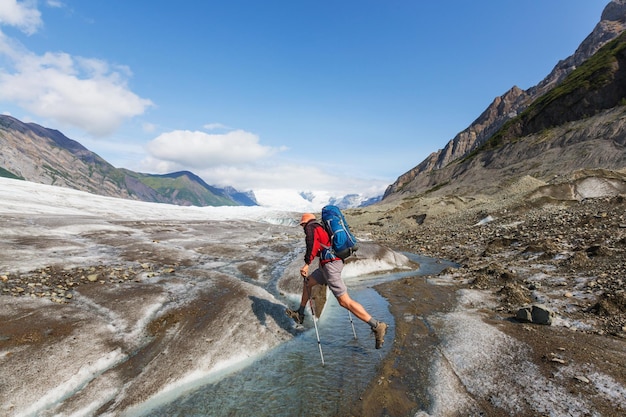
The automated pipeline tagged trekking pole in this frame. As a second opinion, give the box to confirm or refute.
[348,311,357,340]
[305,282,325,366]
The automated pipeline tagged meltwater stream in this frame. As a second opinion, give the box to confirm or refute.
[132,254,455,417]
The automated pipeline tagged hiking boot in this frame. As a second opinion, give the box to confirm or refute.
[285,308,304,325]
[372,322,387,349]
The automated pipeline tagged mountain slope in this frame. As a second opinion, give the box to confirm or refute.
[384,0,626,198]
[382,28,626,200]
[483,31,626,149]
[0,115,255,207]
[125,170,256,206]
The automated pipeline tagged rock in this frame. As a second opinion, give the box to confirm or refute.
[474,215,495,226]
[586,245,610,257]
[408,213,427,225]
[516,304,555,325]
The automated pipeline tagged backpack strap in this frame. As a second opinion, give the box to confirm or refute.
[308,222,339,262]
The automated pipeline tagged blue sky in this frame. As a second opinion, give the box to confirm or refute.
[0,0,610,201]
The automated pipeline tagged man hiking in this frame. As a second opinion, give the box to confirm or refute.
[286,213,388,349]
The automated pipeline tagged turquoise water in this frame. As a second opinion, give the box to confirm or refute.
[141,255,455,417]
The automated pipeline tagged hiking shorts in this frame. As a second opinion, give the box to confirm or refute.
[310,260,346,298]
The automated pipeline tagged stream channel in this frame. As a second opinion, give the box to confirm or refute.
[129,254,456,417]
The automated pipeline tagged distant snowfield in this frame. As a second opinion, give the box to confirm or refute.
[252,188,332,211]
[0,177,299,222]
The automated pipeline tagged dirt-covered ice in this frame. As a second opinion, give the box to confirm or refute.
[0,178,415,416]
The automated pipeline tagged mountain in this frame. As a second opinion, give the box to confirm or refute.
[121,170,257,206]
[0,113,372,210]
[329,193,382,209]
[0,115,256,207]
[383,29,626,200]
[384,0,626,199]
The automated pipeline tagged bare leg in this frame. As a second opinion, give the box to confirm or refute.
[336,292,372,323]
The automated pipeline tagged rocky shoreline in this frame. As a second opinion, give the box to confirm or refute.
[0,263,176,304]
[375,195,626,337]
[347,181,626,416]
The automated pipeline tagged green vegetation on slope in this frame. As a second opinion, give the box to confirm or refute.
[0,166,24,180]
[133,173,237,206]
[469,31,626,159]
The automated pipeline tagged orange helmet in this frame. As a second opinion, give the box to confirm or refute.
[299,213,316,225]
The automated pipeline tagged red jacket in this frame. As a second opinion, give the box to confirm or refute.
[303,221,340,265]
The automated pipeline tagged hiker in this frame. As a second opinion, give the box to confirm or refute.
[286,213,388,349]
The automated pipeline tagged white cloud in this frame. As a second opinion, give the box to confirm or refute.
[0,2,152,137]
[184,160,386,195]
[45,1,65,8]
[203,122,229,131]
[138,133,389,197]
[0,48,153,136]
[145,129,281,168]
[137,155,182,175]
[0,1,391,201]
[200,162,331,190]
[142,122,156,133]
[0,0,42,35]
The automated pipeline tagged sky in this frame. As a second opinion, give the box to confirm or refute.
[0,0,611,202]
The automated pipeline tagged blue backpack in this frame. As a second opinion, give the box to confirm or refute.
[321,205,358,260]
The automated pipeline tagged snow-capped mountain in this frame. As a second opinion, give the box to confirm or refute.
[252,189,382,211]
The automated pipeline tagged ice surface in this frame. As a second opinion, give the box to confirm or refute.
[2,177,623,416]
[0,177,298,222]
[0,178,412,416]
[422,289,614,416]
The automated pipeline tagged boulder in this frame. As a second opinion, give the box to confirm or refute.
[516,304,555,325]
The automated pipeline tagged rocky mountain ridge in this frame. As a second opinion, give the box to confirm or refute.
[379,26,626,200]
[384,0,626,199]
[0,114,256,207]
